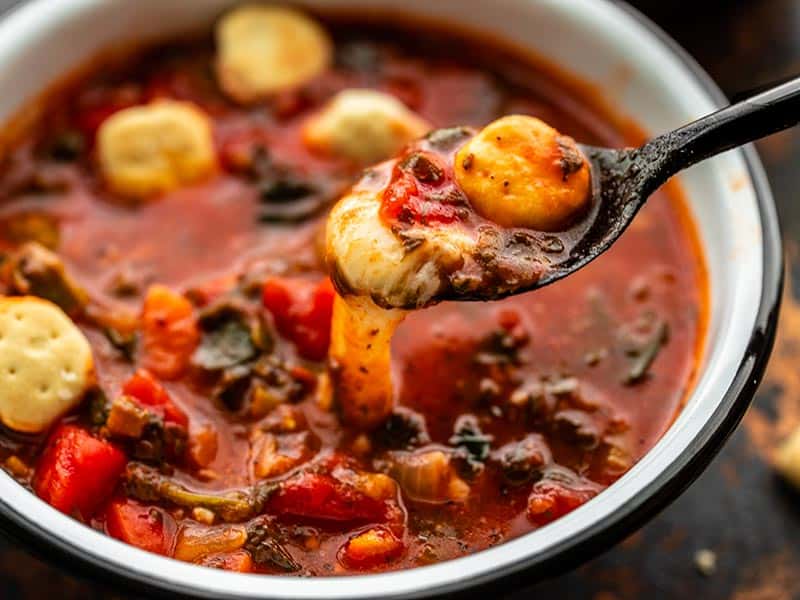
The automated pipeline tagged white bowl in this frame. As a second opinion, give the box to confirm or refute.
[0,1,781,598]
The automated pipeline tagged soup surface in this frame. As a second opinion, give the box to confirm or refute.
[0,12,706,575]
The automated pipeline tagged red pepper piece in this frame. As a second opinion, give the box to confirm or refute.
[380,155,462,227]
[262,277,335,361]
[526,476,602,526]
[122,369,188,428]
[33,424,127,520]
[267,472,387,523]
[105,497,175,556]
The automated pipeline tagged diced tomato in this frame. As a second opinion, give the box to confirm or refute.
[33,425,127,520]
[380,160,462,227]
[526,477,602,526]
[381,172,420,223]
[267,472,388,523]
[262,277,335,361]
[105,498,175,555]
[217,128,272,173]
[73,85,142,142]
[141,285,200,380]
[122,369,188,428]
[338,526,405,570]
[196,550,254,572]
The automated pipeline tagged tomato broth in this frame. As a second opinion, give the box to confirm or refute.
[0,16,706,575]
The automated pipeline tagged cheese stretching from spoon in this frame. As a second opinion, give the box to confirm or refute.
[329,295,405,429]
[326,115,591,428]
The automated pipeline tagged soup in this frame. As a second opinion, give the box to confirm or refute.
[0,5,706,575]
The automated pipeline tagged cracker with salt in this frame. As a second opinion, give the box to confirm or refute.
[303,89,431,165]
[0,296,94,433]
[215,4,332,103]
[98,100,217,200]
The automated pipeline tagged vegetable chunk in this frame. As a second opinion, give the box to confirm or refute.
[34,424,126,519]
[141,285,200,380]
[0,296,93,433]
[262,277,335,361]
[105,497,176,555]
[5,242,89,317]
[526,467,603,526]
[338,526,404,569]
[266,471,389,523]
[454,115,591,231]
[215,4,332,103]
[98,100,216,199]
[196,550,254,572]
[303,89,431,165]
[388,449,469,503]
[123,369,188,428]
[174,523,248,563]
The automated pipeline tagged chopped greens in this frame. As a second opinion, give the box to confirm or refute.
[194,319,257,371]
[212,355,310,416]
[373,408,431,451]
[130,419,188,464]
[192,298,265,372]
[87,389,111,427]
[623,319,670,385]
[260,178,316,203]
[449,414,493,464]
[103,327,138,362]
[245,521,300,572]
[46,130,85,162]
[473,328,526,367]
[240,145,336,223]
[124,462,276,523]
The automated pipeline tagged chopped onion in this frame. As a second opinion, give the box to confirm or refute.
[389,449,469,504]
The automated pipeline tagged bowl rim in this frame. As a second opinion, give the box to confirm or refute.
[0,0,783,598]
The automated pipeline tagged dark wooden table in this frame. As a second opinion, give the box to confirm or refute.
[2,1,800,598]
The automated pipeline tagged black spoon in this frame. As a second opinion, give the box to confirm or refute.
[327,78,799,309]
[539,74,800,289]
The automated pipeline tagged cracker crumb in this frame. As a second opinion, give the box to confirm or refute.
[694,548,717,577]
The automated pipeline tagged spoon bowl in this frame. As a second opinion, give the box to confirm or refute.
[534,75,800,291]
[333,74,800,309]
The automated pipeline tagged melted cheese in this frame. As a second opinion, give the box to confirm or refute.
[326,185,475,309]
[329,294,406,429]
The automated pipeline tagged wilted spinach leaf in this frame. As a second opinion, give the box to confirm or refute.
[449,414,493,464]
[193,319,256,371]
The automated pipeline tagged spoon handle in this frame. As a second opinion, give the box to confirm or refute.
[646,74,800,177]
